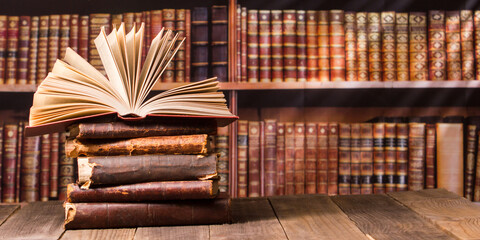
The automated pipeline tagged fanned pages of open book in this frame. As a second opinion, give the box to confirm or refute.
[26,23,237,136]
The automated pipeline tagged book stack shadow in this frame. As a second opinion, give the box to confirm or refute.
[62,119,231,229]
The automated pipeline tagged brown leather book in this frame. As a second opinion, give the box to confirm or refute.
[185,9,191,82]
[344,11,357,81]
[425,124,436,189]
[408,122,425,191]
[69,14,79,53]
[248,121,260,197]
[241,7,247,82]
[367,12,381,81]
[395,13,409,81]
[475,11,480,80]
[305,122,317,194]
[5,16,19,85]
[0,15,7,84]
[18,16,31,85]
[396,123,408,191]
[428,10,447,81]
[20,135,40,202]
[0,125,3,201]
[49,133,59,199]
[58,132,74,201]
[134,12,143,30]
[150,10,163,37]
[264,119,277,196]
[306,11,318,82]
[59,14,70,60]
[67,180,219,202]
[216,126,229,194]
[64,197,231,229]
[259,10,271,83]
[356,12,368,81]
[296,10,307,82]
[47,15,60,73]
[271,10,283,82]
[259,122,265,196]
[110,13,122,30]
[460,10,475,80]
[247,10,259,83]
[474,128,480,201]
[373,122,385,194]
[123,12,134,32]
[360,123,373,194]
[436,123,463,196]
[142,10,151,63]
[350,123,361,194]
[329,10,345,81]
[384,123,396,192]
[191,7,208,82]
[236,5,241,82]
[465,124,476,200]
[316,122,328,194]
[276,122,285,195]
[338,123,351,195]
[88,13,111,75]
[317,11,329,81]
[2,124,17,202]
[175,9,186,83]
[27,16,39,85]
[162,9,176,83]
[328,123,339,195]
[381,11,396,81]
[36,15,49,84]
[294,122,305,194]
[283,10,297,82]
[409,12,428,81]
[237,120,248,197]
[78,15,89,60]
[285,122,295,194]
[40,134,50,201]
[15,122,24,202]
[446,11,462,80]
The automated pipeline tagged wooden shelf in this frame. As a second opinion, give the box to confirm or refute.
[0,84,37,92]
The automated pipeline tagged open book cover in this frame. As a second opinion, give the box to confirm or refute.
[25,23,237,136]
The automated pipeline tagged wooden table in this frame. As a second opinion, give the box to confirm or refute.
[0,188,479,240]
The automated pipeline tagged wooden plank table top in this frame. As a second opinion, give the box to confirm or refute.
[0,189,478,240]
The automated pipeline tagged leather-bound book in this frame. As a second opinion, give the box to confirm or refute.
[64,197,231,229]
[0,125,2,201]
[0,15,7,84]
[306,11,318,82]
[428,10,446,81]
[344,11,357,81]
[69,14,79,53]
[338,123,351,195]
[150,10,163,39]
[475,11,480,80]
[162,9,175,82]
[316,122,328,194]
[191,7,208,82]
[356,12,368,81]
[241,7,247,82]
[350,123,361,194]
[5,16,19,85]
[88,13,110,75]
[294,122,305,194]
[381,11,396,81]
[367,12,381,81]
[259,122,265,196]
[49,132,59,199]
[247,10,259,82]
[271,10,283,82]
[142,10,151,63]
[67,180,219,202]
[237,120,248,197]
[134,12,143,28]
[264,120,277,196]
[373,122,385,194]
[17,16,30,85]
[216,126,229,193]
[465,123,476,200]
[40,134,50,201]
[248,121,260,197]
[296,10,307,82]
[409,12,428,81]
[283,10,297,82]
[122,12,134,31]
[396,123,408,191]
[446,11,462,80]
[384,123,396,192]
[110,13,122,30]
[408,122,425,191]
[59,14,70,59]
[15,122,24,203]
[236,5,241,82]
[259,10,271,83]
[360,123,373,194]
[175,9,186,83]
[47,15,60,74]
[425,124,436,189]
[78,15,89,60]
[185,10,191,82]
[285,122,295,195]
[329,10,345,81]
[2,124,17,202]
[36,15,49,84]
[460,10,475,80]
[276,122,285,195]
[58,132,74,201]
[27,16,38,85]
[20,135,40,202]
[328,123,339,195]
[436,122,463,196]
[317,11,329,81]
[396,13,409,81]
[474,128,480,201]
[305,122,317,194]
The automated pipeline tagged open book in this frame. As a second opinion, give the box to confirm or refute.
[26,23,237,136]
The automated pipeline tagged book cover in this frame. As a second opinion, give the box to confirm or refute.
[276,122,285,195]
[296,10,307,82]
[350,123,361,194]
[396,13,409,81]
[49,132,59,199]
[47,15,60,77]
[306,11,318,82]
[356,12,368,81]
[2,124,16,202]
[316,122,328,194]
[264,119,277,196]
[446,11,462,80]
[425,123,436,189]
[216,126,229,194]
[328,122,339,195]
[436,122,463,196]
[5,16,19,85]
[37,15,49,84]
[69,14,79,53]
[259,10,271,83]
[329,10,345,81]
[474,127,480,201]
[247,10,259,83]
[176,9,188,83]
[461,10,475,80]
[396,123,408,191]
[241,7,247,82]
[373,122,385,194]
[21,135,40,202]
[78,15,89,59]
[408,122,426,191]
[428,10,446,80]
[381,11,396,81]
[27,16,39,85]
[465,124,476,200]
[248,121,261,197]
[40,134,50,201]
[259,121,265,196]
[191,7,209,82]
[360,123,373,194]
[211,6,228,82]
[317,11,329,81]
[344,11,357,81]
[58,132,73,201]
[409,12,428,81]
[150,10,163,38]
[271,10,283,83]
[15,122,24,202]
[384,123,396,192]
[237,120,248,197]
[294,122,305,194]
[338,123,351,195]
[285,122,295,194]
[367,12,381,81]
[59,15,70,60]
[283,10,297,82]
[236,5,241,82]
[305,122,317,194]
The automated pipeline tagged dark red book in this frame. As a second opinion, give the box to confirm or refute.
[259,10,271,83]
[49,132,59,199]
[408,122,425,191]
[460,10,475,80]
[396,13,409,81]
[446,11,461,80]
[329,10,345,81]
[465,124,476,200]
[191,7,209,82]
[396,123,408,191]
[367,12,381,81]
[350,123,361,194]
[15,122,24,203]
[271,10,283,83]
[294,122,305,194]
[344,11,357,81]
[259,121,265,196]
[306,11,318,82]
[47,15,60,74]
[356,12,368,81]
[305,122,317,194]
[237,120,248,198]
[425,124,436,189]
[78,15,89,60]
[69,14,79,53]
[175,9,186,83]
[40,134,50,201]
[248,121,260,197]
[428,10,446,81]
[284,122,295,195]
[360,123,373,194]
[5,16,19,85]
[27,16,39,85]
[185,9,191,82]
[373,122,385,194]
[317,11,329,81]
[247,10,259,83]
[264,119,277,196]
[20,135,41,202]
[296,10,307,82]
[384,123,396,192]
[338,123,351,195]
[59,14,70,59]
[409,12,428,81]
[236,5,241,82]
[316,122,328,194]
[276,122,285,195]
[37,15,49,84]
[0,16,7,84]
[58,132,74,201]
[150,10,162,37]
[241,7,247,82]
[2,124,16,202]
[328,122,339,195]
[211,5,228,82]
[88,13,110,75]
[216,127,229,194]
[17,16,30,85]
[381,11,396,81]
[283,10,296,82]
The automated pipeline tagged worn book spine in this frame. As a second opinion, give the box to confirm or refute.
[27,16,38,85]
[396,123,408,191]
[338,123,351,195]
[344,11,357,81]
[17,16,30,85]
[2,124,17,202]
[396,13,409,81]
[175,9,186,83]
[247,10,259,83]
[211,6,228,82]
[264,120,277,196]
[408,122,425,191]
[474,128,480,201]
[89,13,110,75]
[59,14,70,60]
[271,10,283,82]
[110,13,122,30]
[350,123,361,194]
[384,123,396,192]
[327,123,339,195]
[285,122,295,195]
[259,10,271,83]
[142,10,151,63]
[150,10,162,37]
[21,135,40,202]
[428,10,447,80]
[237,120,248,197]
[329,10,345,81]
[15,122,24,202]
[381,11,396,81]
[191,7,208,82]
[236,5,241,82]
[78,15,89,60]
[294,122,305,194]
[305,122,317,194]
[409,12,428,81]
[40,134,50,201]
[185,9,191,82]
[276,122,285,195]
[248,121,260,197]
[306,11,318,82]
[316,122,329,194]
[317,11,329,81]
[5,16,19,85]
[356,12,368,81]
[259,122,265,196]
[216,126,229,194]
[134,12,143,31]
[360,123,373,194]
[425,124,436,189]
[283,10,297,82]
[36,15,49,84]
[0,16,6,84]
[58,132,74,201]
[241,7,247,82]
[296,10,307,82]
[436,123,463,196]
[0,126,2,201]
[123,12,134,31]
[373,122,385,194]
[47,15,60,75]
[465,124,476,200]
[446,11,462,80]
[461,10,475,80]
[367,12,381,81]
[475,11,480,80]
[49,132,59,199]
[69,14,79,53]
[162,9,175,82]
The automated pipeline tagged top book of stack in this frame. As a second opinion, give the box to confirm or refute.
[25,22,237,137]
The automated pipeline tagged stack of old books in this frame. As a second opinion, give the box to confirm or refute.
[62,119,230,229]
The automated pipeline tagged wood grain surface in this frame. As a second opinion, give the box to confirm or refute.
[135,226,209,240]
[0,204,19,226]
[61,229,135,240]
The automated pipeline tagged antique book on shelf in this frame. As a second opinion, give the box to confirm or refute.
[460,10,475,80]
[428,10,447,80]
[59,15,71,60]
[317,10,329,81]
[284,122,295,195]
[88,13,111,76]
[150,10,163,38]
[373,122,385,194]
[0,16,6,84]
[69,14,79,53]
[247,10,259,83]
[436,122,463,196]
[305,122,317,194]
[47,15,60,74]
[306,11,318,82]
[237,120,248,197]
[27,16,39,85]
[328,122,339,195]
[367,12,381,81]
[241,7,247,82]
[248,121,260,197]
[58,132,74,201]
[15,122,24,202]
[425,123,436,189]
[317,122,328,194]
[264,119,277,196]
[271,10,283,82]
[475,11,480,80]
[5,16,19,85]
[396,13,409,81]
[111,14,123,30]
[381,11,396,81]
[384,123,396,192]
[123,12,134,31]
[20,135,41,202]
[2,124,16,202]
[396,123,408,191]
[161,9,175,83]
[276,122,285,195]
[409,12,428,81]
[475,127,480,201]
[356,12,368,81]
[191,7,209,82]
[465,123,477,200]
[236,5,241,82]
[258,10,271,83]
[408,122,425,191]
[296,10,307,82]
[175,9,186,83]
[350,123,361,195]
[78,15,89,60]
[446,11,462,80]
[211,5,228,82]
[185,10,191,82]
[294,122,305,194]
[215,126,229,193]
[344,11,357,81]
[49,133,59,199]
[36,15,49,84]
[40,134,50,201]
[360,123,373,194]
[283,10,297,82]
[329,10,345,81]
[338,123,351,195]
[259,122,265,196]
